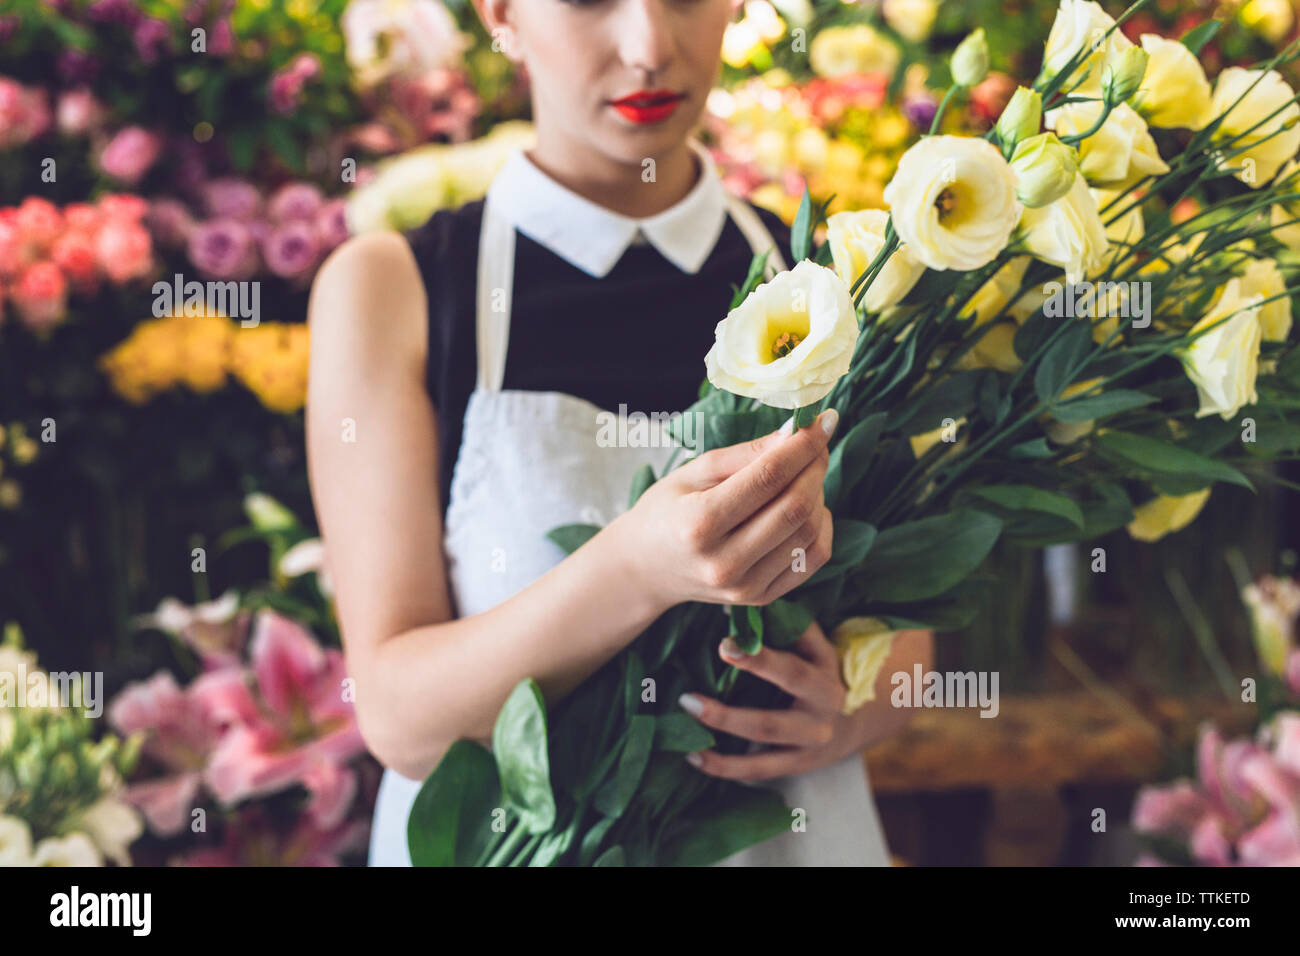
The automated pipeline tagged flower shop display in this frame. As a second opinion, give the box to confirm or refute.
[407,0,1300,866]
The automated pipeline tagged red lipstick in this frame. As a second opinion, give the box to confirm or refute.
[610,89,686,124]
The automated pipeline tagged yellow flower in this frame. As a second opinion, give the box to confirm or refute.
[882,135,1022,271]
[704,260,859,409]
[1210,67,1300,187]
[1018,172,1110,284]
[909,416,967,458]
[176,314,233,393]
[1041,0,1134,95]
[831,617,898,715]
[1239,0,1295,44]
[1237,257,1292,342]
[882,0,939,44]
[961,256,1032,326]
[826,209,926,312]
[1180,279,1263,420]
[958,321,1022,373]
[1132,34,1212,130]
[1126,489,1212,542]
[1045,101,1169,189]
[230,323,310,413]
[809,24,901,79]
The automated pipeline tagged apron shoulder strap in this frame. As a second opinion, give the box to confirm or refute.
[475,189,515,394]
[724,194,789,278]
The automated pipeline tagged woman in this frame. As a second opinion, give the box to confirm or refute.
[307,0,933,866]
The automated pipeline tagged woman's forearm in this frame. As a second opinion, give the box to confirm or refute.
[359,514,670,780]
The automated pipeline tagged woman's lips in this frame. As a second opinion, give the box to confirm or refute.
[609,90,686,124]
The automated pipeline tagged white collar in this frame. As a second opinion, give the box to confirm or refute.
[485,138,730,278]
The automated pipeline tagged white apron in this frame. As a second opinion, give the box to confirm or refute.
[368,185,892,867]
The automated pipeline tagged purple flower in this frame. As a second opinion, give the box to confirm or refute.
[260,220,321,280]
[0,16,20,44]
[200,177,263,222]
[99,126,164,185]
[145,198,197,248]
[57,50,102,85]
[187,218,260,280]
[314,199,350,250]
[209,18,235,56]
[133,17,173,63]
[902,92,938,131]
[267,183,324,224]
[87,0,144,27]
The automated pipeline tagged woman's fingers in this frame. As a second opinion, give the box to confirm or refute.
[718,638,843,712]
[695,411,836,535]
[678,693,835,747]
[759,507,834,604]
[719,453,829,576]
[685,745,814,783]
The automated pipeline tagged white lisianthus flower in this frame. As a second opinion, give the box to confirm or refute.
[1010,133,1078,208]
[1041,0,1134,95]
[1045,101,1169,189]
[704,260,859,409]
[1210,67,1300,187]
[33,832,103,867]
[76,797,143,867]
[0,815,34,867]
[1180,279,1263,419]
[342,0,470,89]
[826,209,926,313]
[1132,35,1213,130]
[882,135,1022,271]
[1018,172,1110,284]
[830,617,898,715]
[1238,258,1292,343]
[1126,489,1212,542]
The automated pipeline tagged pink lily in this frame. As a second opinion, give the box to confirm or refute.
[174,805,367,867]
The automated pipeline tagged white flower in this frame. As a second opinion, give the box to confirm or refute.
[1018,172,1111,284]
[1180,279,1263,419]
[33,832,103,867]
[705,260,859,409]
[1009,133,1078,208]
[1041,0,1134,95]
[1045,101,1169,189]
[826,209,926,313]
[808,24,901,78]
[342,0,469,89]
[882,135,1022,271]
[75,797,143,867]
[1210,67,1300,187]
[1132,34,1213,130]
[280,538,334,598]
[1238,258,1292,343]
[0,814,34,866]
[881,0,939,43]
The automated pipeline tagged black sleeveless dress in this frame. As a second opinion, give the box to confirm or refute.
[402,198,794,521]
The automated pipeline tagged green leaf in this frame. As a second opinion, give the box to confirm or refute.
[1013,309,1056,361]
[492,680,557,833]
[1050,389,1156,423]
[1009,437,1055,459]
[592,846,627,866]
[577,815,619,865]
[763,598,815,648]
[1094,430,1253,490]
[663,783,792,866]
[824,412,888,510]
[1034,322,1093,405]
[1180,18,1221,56]
[969,484,1085,529]
[545,523,601,554]
[628,463,656,508]
[655,712,717,752]
[807,519,878,585]
[730,249,772,310]
[528,820,576,867]
[593,714,656,819]
[407,740,500,867]
[791,185,814,262]
[856,510,1003,603]
[814,239,835,267]
[888,370,986,435]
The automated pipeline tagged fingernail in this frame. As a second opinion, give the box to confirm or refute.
[678,693,704,717]
[719,637,743,660]
[819,408,839,437]
[778,414,795,437]
[685,752,703,768]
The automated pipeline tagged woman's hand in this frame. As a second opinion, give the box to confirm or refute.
[610,408,839,614]
[677,621,932,783]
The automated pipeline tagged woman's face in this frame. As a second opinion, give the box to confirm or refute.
[484,0,736,163]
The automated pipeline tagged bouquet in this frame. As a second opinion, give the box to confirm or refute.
[408,0,1300,865]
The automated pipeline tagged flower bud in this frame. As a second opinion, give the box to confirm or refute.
[951,28,989,88]
[1010,133,1078,207]
[996,87,1043,150]
[1103,46,1149,105]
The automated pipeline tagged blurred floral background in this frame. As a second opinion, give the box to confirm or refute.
[1,0,1298,866]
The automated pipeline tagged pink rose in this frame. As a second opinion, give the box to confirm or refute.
[63,202,103,233]
[11,261,69,333]
[95,219,154,284]
[187,218,260,280]
[56,87,104,137]
[314,199,350,250]
[267,182,324,224]
[99,126,164,185]
[0,213,36,279]
[0,78,51,149]
[98,193,149,223]
[144,198,196,248]
[52,231,101,294]
[200,177,263,222]
[260,220,321,280]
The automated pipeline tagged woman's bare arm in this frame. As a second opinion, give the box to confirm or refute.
[306,230,838,782]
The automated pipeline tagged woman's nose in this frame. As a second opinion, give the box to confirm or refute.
[615,0,675,78]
